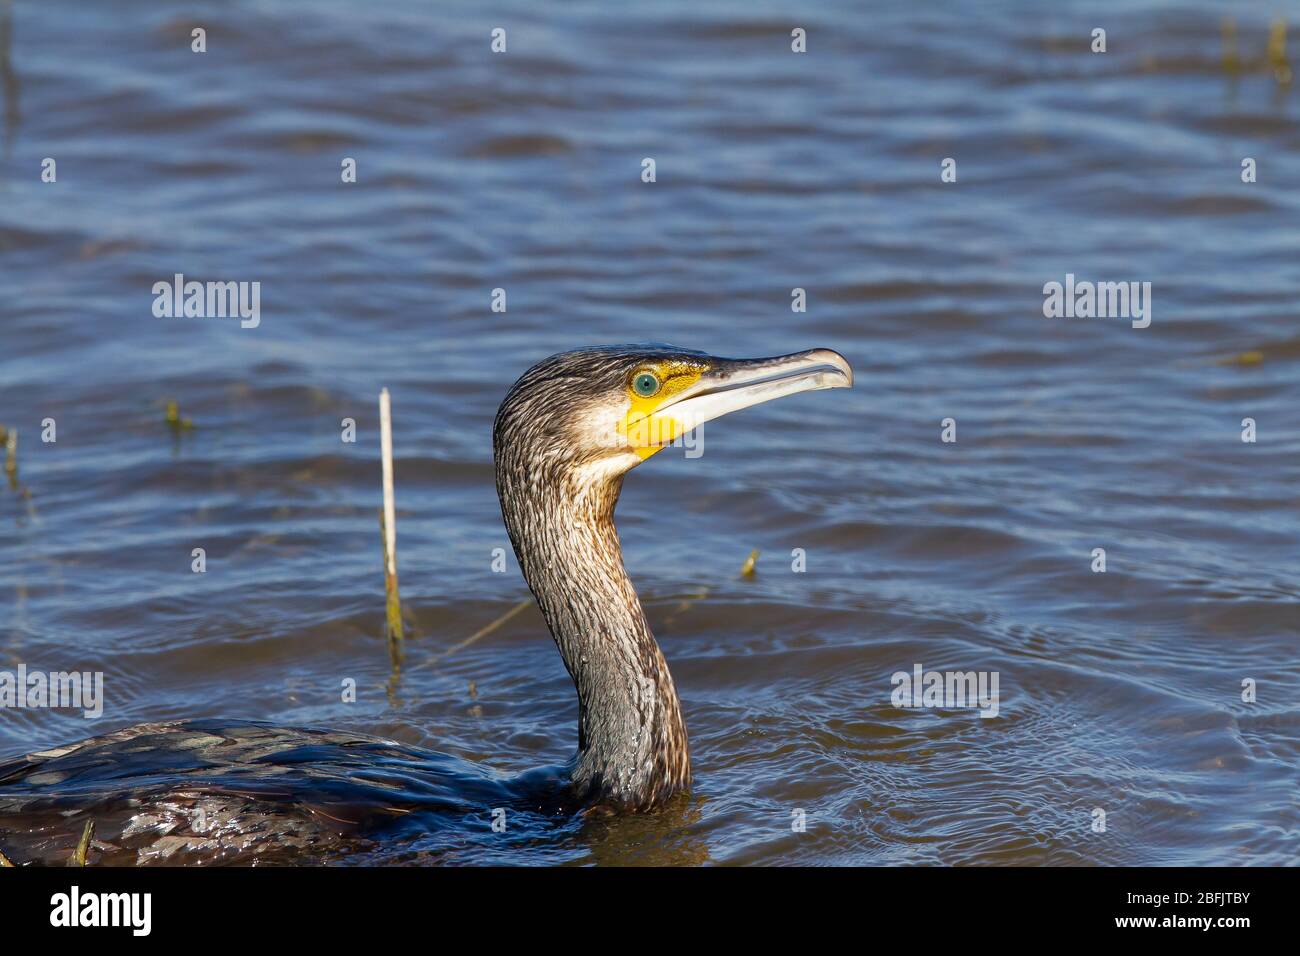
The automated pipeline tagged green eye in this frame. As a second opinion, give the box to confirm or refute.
[632,372,660,397]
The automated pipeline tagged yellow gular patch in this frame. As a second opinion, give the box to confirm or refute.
[620,359,709,459]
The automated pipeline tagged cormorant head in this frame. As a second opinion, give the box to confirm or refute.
[493,345,853,489]
[493,344,851,806]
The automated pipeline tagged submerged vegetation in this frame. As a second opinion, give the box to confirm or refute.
[1221,17,1292,85]
[164,399,194,432]
[2,424,15,483]
[1217,350,1264,366]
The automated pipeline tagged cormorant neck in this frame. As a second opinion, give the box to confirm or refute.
[495,456,690,808]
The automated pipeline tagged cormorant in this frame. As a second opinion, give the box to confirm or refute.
[0,345,851,864]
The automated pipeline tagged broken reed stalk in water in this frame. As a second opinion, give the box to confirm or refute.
[3,426,15,479]
[379,388,404,662]
[164,399,194,431]
[1269,19,1292,85]
[70,818,94,866]
[1221,17,1240,73]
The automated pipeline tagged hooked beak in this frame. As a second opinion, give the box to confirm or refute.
[639,348,853,447]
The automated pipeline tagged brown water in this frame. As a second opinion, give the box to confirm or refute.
[0,0,1297,865]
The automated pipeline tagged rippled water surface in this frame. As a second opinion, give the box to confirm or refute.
[1,0,1298,864]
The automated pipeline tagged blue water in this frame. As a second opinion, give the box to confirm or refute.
[0,0,1297,864]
